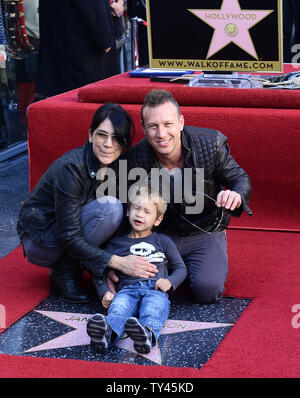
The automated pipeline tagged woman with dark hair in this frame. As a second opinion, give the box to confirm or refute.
[17,103,157,303]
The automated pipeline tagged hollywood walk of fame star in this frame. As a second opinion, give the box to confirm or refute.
[24,310,233,365]
[188,0,273,59]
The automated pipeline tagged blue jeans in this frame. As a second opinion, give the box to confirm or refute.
[170,231,228,303]
[107,280,170,345]
[22,197,123,267]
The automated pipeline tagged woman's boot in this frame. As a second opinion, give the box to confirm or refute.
[50,255,91,303]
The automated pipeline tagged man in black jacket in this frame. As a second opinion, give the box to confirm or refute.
[121,89,252,304]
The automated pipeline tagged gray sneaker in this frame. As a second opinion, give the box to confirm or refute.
[124,317,153,354]
[86,313,112,353]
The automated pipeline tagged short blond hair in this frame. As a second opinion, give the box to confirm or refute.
[128,184,168,218]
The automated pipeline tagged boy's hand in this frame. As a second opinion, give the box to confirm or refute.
[102,291,115,309]
[106,270,119,294]
[155,278,171,292]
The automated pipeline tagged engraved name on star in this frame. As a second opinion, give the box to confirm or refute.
[24,310,233,365]
[188,0,273,59]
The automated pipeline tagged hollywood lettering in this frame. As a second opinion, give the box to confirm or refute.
[204,13,257,21]
[96,160,205,215]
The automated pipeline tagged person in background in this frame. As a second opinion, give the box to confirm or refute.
[24,0,39,50]
[36,0,125,99]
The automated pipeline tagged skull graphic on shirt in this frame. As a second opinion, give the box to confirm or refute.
[130,242,165,263]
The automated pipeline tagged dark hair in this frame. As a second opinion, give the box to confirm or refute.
[141,89,181,124]
[89,103,135,150]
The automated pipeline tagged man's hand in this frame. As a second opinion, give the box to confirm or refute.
[109,255,158,278]
[110,0,124,17]
[102,291,115,309]
[155,278,172,292]
[215,190,241,211]
[104,47,111,53]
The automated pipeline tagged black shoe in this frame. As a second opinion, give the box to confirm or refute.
[86,314,112,353]
[50,258,91,303]
[124,317,152,354]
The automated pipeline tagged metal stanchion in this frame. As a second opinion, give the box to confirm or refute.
[130,17,139,69]
[130,17,148,69]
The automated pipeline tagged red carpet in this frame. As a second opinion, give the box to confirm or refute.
[1,230,299,378]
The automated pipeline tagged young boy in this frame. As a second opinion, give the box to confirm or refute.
[86,185,187,354]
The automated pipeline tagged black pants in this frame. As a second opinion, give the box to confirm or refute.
[171,231,228,304]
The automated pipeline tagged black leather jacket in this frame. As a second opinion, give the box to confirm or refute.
[125,126,252,235]
[17,141,113,277]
